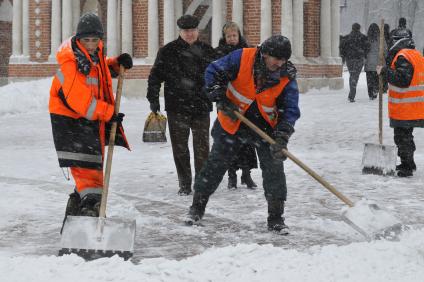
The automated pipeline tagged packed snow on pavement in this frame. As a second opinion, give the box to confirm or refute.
[0,73,423,282]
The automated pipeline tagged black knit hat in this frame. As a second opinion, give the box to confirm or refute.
[177,15,199,29]
[261,35,292,60]
[76,13,104,39]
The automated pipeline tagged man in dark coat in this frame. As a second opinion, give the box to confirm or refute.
[389,18,412,47]
[186,35,300,234]
[147,15,216,195]
[340,23,370,102]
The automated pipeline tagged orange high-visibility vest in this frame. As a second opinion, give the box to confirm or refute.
[388,49,424,121]
[218,48,290,134]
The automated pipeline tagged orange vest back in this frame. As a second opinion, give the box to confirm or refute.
[218,48,290,134]
[388,49,424,121]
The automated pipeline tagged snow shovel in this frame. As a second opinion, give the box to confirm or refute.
[234,111,402,240]
[59,65,136,260]
[362,19,397,176]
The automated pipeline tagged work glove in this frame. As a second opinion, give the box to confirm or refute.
[206,84,227,102]
[110,112,125,124]
[150,100,160,113]
[117,53,133,69]
[281,61,297,81]
[270,123,294,161]
[216,98,239,121]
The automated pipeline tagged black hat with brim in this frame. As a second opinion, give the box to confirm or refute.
[177,15,199,29]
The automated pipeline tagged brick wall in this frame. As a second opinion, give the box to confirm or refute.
[304,0,320,57]
[133,0,148,57]
[226,0,232,22]
[0,21,12,77]
[243,0,260,46]
[29,0,51,62]
[297,64,342,78]
[271,0,281,36]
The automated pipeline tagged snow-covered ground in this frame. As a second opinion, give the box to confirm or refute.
[1,73,423,282]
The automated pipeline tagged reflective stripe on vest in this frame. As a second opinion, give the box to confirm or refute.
[388,49,424,120]
[79,188,103,198]
[57,151,102,164]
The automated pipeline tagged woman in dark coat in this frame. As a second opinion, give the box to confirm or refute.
[365,23,383,100]
[215,22,258,189]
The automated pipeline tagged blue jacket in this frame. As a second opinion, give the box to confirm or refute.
[205,48,300,132]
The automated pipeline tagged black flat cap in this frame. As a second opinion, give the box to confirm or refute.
[177,15,199,29]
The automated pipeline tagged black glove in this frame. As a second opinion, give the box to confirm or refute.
[270,123,294,160]
[110,112,125,123]
[206,84,227,102]
[281,61,297,81]
[216,98,239,121]
[150,100,160,113]
[117,53,133,69]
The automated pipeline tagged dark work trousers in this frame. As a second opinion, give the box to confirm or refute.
[194,120,287,200]
[394,127,415,161]
[229,143,258,171]
[167,112,210,189]
[366,71,379,98]
[346,58,365,100]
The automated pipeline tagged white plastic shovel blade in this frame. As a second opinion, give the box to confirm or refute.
[341,199,402,240]
[362,143,397,175]
[60,216,136,252]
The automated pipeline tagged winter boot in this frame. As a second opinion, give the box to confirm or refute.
[60,190,81,234]
[186,191,209,225]
[241,169,257,189]
[227,169,237,189]
[178,185,192,196]
[79,193,101,217]
[267,198,289,235]
[396,157,416,177]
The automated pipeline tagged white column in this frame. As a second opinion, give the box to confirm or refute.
[331,0,340,57]
[281,0,293,41]
[107,0,118,56]
[122,0,133,55]
[212,0,223,47]
[22,0,29,56]
[116,0,121,53]
[260,0,272,42]
[148,0,159,58]
[174,0,183,36]
[163,0,175,44]
[232,0,243,33]
[320,0,332,58]
[62,0,73,39]
[72,0,80,31]
[292,0,304,58]
[50,0,61,57]
[12,0,22,56]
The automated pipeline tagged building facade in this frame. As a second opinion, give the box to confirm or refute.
[0,0,343,94]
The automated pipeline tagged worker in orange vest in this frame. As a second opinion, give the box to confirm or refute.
[378,29,424,177]
[49,13,133,223]
[186,35,300,234]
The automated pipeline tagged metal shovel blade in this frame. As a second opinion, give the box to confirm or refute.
[341,199,402,240]
[59,216,136,260]
[362,143,397,175]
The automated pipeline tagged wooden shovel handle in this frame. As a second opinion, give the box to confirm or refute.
[235,111,354,207]
[378,19,385,145]
[99,65,125,218]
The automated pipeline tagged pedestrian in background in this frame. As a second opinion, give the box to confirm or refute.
[215,22,258,189]
[340,23,370,102]
[146,15,216,195]
[365,23,386,100]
